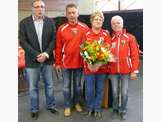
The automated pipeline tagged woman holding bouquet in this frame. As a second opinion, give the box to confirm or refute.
[81,11,111,117]
[109,15,140,120]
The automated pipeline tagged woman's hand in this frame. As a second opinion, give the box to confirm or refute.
[87,63,102,72]
[130,72,137,80]
[109,54,116,62]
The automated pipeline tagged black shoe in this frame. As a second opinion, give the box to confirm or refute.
[113,109,119,114]
[111,111,118,119]
[31,112,38,120]
[94,111,102,118]
[47,108,59,114]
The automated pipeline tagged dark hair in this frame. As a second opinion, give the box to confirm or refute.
[66,3,77,11]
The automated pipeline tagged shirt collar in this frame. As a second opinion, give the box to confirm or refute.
[112,28,126,37]
[90,28,103,36]
[68,21,78,27]
[32,15,44,22]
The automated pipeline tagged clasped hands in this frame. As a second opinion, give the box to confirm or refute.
[36,53,47,63]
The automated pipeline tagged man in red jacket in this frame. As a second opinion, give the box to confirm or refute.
[109,15,140,120]
[55,3,89,117]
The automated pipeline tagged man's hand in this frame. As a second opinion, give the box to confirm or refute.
[37,53,47,63]
[130,72,137,80]
[53,50,55,59]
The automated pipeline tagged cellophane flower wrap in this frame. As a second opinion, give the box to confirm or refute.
[80,39,113,71]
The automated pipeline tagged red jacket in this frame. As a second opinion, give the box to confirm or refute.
[55,22,89,68]
[109,29,140,74]
[82,29,112,74]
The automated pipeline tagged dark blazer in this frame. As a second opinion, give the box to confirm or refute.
[19,15,56,68]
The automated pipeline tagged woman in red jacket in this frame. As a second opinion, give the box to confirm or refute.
[109,15,140,120]
[82,11,111,117]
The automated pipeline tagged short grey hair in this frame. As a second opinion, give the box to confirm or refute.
[111,15,124,25]
[31,0,44,6]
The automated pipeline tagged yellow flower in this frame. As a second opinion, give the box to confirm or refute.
[80,39,112,64]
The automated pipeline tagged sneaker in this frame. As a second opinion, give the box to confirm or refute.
[64,108,71,117]
[120,112,126,120]
[94,111,102,118]
[75,104,82,112]
[85,111,93,117]
[82,110,93,117]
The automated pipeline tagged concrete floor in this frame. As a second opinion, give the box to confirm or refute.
[18,59,143,122]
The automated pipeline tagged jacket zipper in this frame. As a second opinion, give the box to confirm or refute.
[127,57,130,69]
[117,36,120,73]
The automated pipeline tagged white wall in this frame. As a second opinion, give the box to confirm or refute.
[18,0,94,22]
[78,0,94,15]
[94,0,143,11]
[94,0,119,11]
[120,0,143,10]
[19,10,66,23]
[18,0,143,22]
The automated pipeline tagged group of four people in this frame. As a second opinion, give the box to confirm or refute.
[19,0,140,120]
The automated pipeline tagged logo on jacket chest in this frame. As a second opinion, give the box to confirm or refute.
[112,42,116,48]
[121,40,127,46]
[71,28,79,36]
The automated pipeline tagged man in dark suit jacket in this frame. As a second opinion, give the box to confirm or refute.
[19,0,58,120]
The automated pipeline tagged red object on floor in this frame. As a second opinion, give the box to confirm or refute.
[18,47,25,69]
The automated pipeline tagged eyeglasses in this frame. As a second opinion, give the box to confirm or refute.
[33,5,45,9]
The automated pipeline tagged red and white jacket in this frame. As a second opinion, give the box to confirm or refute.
[55,22,89,68]
[109,29,140,74]
[82,29,111,74]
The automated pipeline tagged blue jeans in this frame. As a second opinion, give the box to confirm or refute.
[25,65,56,112]
[109,74,129,112]
[84,74,106,112]
[62,68,82,108]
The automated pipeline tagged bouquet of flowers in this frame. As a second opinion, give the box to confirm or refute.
[80,39,113,71]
